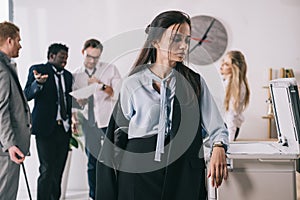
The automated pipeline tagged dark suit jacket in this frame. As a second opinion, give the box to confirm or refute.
[24,62,73,137]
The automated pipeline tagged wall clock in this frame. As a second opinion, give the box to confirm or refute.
[189,15,228,65]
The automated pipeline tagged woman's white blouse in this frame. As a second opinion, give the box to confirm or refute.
[223,79,246,135]
[120,67,228,161]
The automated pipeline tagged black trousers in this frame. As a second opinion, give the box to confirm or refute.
[36,123,70,200]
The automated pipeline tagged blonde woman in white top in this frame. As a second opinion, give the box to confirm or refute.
[220,50,250,142]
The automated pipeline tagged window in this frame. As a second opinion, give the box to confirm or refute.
[0,0,13,22]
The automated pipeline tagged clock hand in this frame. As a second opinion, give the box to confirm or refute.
[189,18,216,54]
[191,37,211,43]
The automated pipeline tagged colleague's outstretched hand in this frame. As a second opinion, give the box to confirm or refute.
[33,70,48,84]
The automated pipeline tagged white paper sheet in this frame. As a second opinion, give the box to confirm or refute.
[69,83,98,99]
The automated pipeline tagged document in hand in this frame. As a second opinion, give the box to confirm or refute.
[69,83,99,99]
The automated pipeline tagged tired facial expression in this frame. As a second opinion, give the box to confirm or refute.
[154,22,191,66]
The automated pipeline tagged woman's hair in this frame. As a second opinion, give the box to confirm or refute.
[129,10,200,96]
[224,50,250,112]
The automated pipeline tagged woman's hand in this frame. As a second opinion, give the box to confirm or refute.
[207,147,228,188]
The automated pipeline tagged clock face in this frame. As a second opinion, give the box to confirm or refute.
[189,15,228,65]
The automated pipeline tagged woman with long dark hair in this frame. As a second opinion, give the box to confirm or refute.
[97,10,228,200]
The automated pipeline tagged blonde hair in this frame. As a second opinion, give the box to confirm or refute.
[224,51,250,112]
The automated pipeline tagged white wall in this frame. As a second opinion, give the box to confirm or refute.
[12,0,300,193]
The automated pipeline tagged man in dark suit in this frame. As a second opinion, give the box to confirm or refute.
[0,21,31,200]
[24,43,73,200]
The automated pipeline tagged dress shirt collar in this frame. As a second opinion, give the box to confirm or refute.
[145,67,174,84]
[52,66,64,75]
[0,50,11,65]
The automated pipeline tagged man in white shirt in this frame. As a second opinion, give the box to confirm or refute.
[72,39,121,200]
